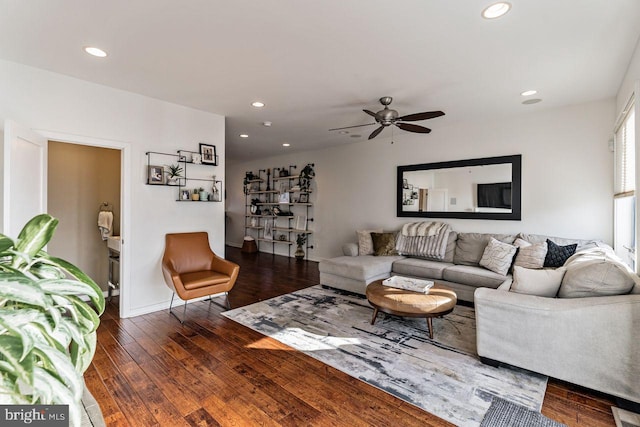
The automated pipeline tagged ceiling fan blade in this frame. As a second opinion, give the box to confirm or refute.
[368,126,385,140]
[328,123,376,131]
[396,122,431,134]
[397,111,445,122]
[363,109,378,118]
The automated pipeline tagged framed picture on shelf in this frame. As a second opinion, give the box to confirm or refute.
[294,215,307,231]
[279,192,290,204]
[181,189,190,200]
[298,193,309,203]
[199,143,217,164]
[148,165,165,185]
[264,220,274,240]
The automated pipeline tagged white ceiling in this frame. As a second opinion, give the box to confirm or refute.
[1,1,639,162]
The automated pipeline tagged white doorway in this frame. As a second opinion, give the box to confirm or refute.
[2,121,132,318]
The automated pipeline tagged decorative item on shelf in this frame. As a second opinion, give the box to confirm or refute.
[298,193,309,203]
[192,153,202,164]
[191,188,200,201]
[273,206,281,216]
[165,163,183,185]
[148,165,165,185]
[299,163,315,191]
[251,198,261,215]
[199,188,209,201]
[211,175,221,202]
[199,143,217,165]
[264,221,274,240]
[278,192,290,204]
[250,217,257,227]
[295,233,307,260]
[181,189,190,201]
[278,234,287,241]
[243,171,256,194]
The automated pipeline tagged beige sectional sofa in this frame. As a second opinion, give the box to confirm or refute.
[320,228,640,404]
[319,231,598,302]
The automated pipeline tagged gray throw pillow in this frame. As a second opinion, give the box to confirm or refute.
[453,233,516,266]
[479,238,517,276]
[513,238,547,269]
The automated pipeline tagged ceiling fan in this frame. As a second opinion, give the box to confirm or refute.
[330,97,445,140]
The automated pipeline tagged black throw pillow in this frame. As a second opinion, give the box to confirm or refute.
[543,239,577,268]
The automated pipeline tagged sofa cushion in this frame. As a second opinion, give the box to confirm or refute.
[517,233,601,251]
[479,238,517,276]
[319,255,404,281]
[453,233,517,266]
[443,265,508,288]
[371,232,398,256]
[558,250,636,298]
[544,239,577,268]
[392,258,453,280]
[357,229,383,255]
[444,231,457,263]
[513,238,547,269]
[510,266,566,297]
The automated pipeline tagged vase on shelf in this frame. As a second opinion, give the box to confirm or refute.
[295,245,305,260]
[199,190,208,201]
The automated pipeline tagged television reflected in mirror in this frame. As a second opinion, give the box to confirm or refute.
[397,155,521,220]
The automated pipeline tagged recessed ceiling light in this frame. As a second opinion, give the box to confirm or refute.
[239,134,249,138]
[521,90,537,96]
[522,98,542,105]
[84,46,107,57]
[263,121,272,127]
[338,131,349,135]
[251,101,265,108]
[482,2,511,19]
[282,143,290,147]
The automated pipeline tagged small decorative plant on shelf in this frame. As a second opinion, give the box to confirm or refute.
[0,214,105,427]
[165,164,183,185]
[243,171,256,195]
[295,233,307,260]
[299,163,315,192]
[192,188,202,201]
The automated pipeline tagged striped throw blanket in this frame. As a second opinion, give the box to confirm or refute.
[402,221,449,237]
[396,222,451,260]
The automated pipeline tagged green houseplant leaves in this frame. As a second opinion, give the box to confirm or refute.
[0,214,105,427]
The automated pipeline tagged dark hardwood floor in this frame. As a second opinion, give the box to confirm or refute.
[86,247,617,426]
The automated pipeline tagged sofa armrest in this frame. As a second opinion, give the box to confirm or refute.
[342,243,359,256]
[497,277,512,291]
[474,287,640,403]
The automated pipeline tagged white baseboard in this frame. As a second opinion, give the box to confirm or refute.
[122,292,229,318]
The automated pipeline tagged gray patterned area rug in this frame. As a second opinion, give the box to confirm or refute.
[223,285,548,427]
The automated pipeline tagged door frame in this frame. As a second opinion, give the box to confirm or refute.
[38,130,132,319]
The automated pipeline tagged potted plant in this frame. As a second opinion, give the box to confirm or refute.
[0,214,105,427]
[165,164,183,185]
[197,187,207,201]
[299,163,315,192]
[191,188,200,201]
[295,233,307,260]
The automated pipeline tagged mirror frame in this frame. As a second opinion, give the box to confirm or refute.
[397,154,522,220]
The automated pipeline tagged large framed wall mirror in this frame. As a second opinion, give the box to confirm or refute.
[397,155,522,220]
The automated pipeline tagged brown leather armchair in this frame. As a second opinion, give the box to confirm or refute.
[162,232,239,322]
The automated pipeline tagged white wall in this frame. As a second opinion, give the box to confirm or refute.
[0,59,226,317]
[227,99,615,261]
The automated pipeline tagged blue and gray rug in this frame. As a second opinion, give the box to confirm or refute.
[223,285,548,427]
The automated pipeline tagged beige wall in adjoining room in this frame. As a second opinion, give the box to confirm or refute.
[48,141,121,291]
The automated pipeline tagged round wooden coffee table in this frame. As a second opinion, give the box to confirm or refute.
[366,279,457,339]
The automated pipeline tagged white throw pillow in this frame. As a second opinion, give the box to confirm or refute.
[511,266,566,297]
[479,238,517,276]
[513,238,548,269]
[356,229,383,255]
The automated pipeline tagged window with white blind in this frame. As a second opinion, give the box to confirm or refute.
[614,97,636,270]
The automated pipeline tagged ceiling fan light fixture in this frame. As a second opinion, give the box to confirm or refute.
[84,46,107,57]
[521,90,537,96]
[482,2,511,19]
[251,101,265,108]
